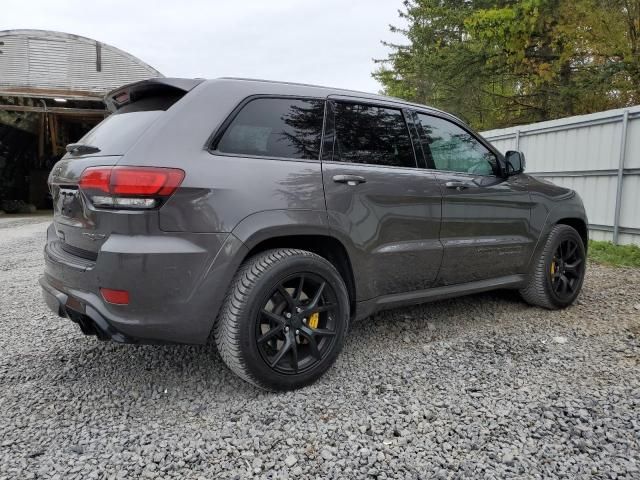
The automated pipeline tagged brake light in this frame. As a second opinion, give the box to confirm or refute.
[79,166,185,209]
[78,168,111,193]
[114,91,130,105]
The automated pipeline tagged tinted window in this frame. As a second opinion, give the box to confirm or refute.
[332,102,416,168]
[74,111,163,156]
[416,114,497,175]
[217,98,325,160]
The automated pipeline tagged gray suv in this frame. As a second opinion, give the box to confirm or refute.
[41,77,588,390]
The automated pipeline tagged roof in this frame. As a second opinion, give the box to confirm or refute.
[0,29,162,100]
[205,77,464,128]
[105,76,467,127]
[216,76,449,114]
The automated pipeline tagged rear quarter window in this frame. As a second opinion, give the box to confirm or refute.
[215,98,325,160]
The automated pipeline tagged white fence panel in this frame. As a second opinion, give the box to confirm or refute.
[482,105,640,245]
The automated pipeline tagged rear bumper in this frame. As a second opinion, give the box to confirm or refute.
[41,223,248,344]
[40,276,138,343]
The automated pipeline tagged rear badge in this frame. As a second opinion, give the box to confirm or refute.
[82,232,106,241]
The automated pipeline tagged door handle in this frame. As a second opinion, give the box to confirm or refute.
[445,181,473,190]
[333,174,366,186]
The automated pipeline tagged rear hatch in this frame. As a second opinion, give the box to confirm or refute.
[48,78,203,259]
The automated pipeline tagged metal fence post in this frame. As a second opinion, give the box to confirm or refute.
[613,110,629,244]
[515,130,520,150]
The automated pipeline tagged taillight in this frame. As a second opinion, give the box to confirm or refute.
[79,168,111,193]
[79,166,185,209]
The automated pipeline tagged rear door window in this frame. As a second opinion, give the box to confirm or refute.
[329,101,416,168]
[216,98,325,160]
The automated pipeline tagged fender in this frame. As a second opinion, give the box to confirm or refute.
[525,192,589,272]
[182,232,248,343]
[231,209,331,249]
[230,209,370,302]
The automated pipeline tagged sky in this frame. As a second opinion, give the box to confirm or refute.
[1,0,407,94]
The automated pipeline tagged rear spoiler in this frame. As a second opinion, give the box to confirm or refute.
[104,78,205,113]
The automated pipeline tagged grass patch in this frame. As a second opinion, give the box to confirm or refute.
[588,240,640,268]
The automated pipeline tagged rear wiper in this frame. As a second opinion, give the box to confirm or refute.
[66,143,101,155]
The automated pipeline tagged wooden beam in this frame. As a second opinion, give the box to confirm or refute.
[48,113,57,156]
[0,104,107,116]
[38,112,45,159]
[0,86,103,101]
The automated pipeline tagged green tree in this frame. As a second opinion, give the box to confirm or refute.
[374,0,640,130]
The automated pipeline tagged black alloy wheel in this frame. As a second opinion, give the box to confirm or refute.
[549,237,585,300]
[257,273,338,374]
[520,224,587,309]
[214,249,349,391]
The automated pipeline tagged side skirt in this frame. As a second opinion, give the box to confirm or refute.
[354,274,526,321]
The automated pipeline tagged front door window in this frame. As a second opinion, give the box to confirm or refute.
[415,113,497,176]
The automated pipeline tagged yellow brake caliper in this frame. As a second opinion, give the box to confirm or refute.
[308,312,319,329]
[550,259,556,277]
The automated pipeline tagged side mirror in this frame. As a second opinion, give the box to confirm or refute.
[505,150,526,176]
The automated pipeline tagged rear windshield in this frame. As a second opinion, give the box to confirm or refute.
[70,84,190,157]
[73,110,163,157]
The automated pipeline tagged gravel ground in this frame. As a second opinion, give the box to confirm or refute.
[1,215,639,480]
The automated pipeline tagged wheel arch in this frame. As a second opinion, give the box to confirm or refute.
[556,217,589,253]
[231,210,357,317]
[526,203,589,273]
[243,234,357,317]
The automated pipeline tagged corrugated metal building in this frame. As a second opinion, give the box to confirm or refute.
[482,106,640,245]
[0,29,162,211]
[0,29,162,97]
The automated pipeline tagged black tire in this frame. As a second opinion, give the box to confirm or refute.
[520,224,586,309]
[214,248,350,391]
